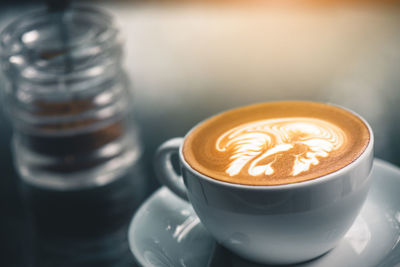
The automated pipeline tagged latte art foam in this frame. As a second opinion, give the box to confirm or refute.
[183,101,370,185]
[216,118,346,177]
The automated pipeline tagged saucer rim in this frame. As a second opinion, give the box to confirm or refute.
[128,158,400,267]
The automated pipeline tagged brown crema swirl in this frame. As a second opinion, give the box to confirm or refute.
[183,101,370,186]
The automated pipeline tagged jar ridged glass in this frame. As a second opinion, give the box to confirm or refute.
[0,6,142,190]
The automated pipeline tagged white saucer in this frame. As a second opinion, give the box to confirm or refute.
[128,159,400,267]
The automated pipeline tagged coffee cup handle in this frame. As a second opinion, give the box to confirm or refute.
[154,137,188,201]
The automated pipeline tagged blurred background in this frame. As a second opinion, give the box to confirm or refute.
[0,0,399,266]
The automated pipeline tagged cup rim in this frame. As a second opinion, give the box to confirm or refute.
[179,100,374,191]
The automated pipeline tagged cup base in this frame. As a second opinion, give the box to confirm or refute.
[221,244,336,266]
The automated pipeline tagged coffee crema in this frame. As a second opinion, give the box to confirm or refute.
[183,101,370,185]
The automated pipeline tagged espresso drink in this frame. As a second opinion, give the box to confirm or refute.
[183,101,370,185]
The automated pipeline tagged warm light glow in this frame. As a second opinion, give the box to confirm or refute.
[216,118,345,177]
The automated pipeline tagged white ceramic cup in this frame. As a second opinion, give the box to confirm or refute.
[154,107,374,265]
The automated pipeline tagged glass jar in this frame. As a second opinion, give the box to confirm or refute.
[0,6,143,190]
[0,6,147,266]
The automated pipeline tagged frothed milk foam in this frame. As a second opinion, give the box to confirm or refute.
[183,101,370,185]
